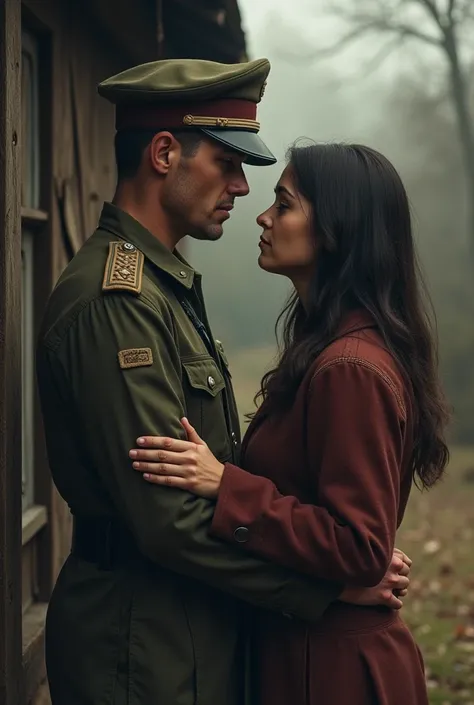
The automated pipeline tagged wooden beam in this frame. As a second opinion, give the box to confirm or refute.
[83,0,158,66]
[21,207,49,225]
[23,0,57,603]
[22,603,48,705]
[0,0,23,704]
[22,506,48,547]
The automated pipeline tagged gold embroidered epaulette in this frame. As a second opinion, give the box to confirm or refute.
[102,241,144,294]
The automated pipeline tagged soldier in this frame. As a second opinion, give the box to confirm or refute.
[36,58,410,705]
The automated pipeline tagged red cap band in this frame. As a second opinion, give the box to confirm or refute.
[116,98,258,131]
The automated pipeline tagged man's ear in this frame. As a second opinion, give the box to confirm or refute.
[149,131,180,175]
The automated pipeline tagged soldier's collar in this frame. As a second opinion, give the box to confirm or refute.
[98,202,196,289]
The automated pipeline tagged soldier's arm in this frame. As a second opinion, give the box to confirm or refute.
[52,293,341,622]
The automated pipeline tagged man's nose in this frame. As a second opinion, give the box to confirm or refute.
[228,170,250,197]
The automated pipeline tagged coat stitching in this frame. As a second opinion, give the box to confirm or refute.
[313,356,406,420]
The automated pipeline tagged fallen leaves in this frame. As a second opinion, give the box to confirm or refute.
[400,446,474,704]
[455,626,474,640]
[424,539,442,555]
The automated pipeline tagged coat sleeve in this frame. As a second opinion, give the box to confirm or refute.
[48,293,341,621]
[211,360,404,586]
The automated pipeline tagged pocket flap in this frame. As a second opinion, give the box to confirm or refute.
[182,357,225,397]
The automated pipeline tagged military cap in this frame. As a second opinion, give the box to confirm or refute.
[98,58,276,166]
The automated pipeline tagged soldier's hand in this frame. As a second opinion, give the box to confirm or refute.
[339,548,411,610]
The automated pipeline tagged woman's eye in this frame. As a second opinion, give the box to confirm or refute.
[276,202,289,213]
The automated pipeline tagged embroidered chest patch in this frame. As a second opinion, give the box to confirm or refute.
[118,347,153,369]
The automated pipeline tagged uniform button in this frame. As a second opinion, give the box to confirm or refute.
[207,375,216,389]
[122,242,136,252]
[231,431,238,447]
[234,526,249,543]
[178,270,187,278]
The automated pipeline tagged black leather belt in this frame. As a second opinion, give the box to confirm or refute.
[71,516,141,570]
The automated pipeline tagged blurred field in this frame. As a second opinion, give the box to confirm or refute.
[399,447,474,705]
[228,345,474,705]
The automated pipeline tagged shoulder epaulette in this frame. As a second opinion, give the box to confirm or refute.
[102,241,144,295]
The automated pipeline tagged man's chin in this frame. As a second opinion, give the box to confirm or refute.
[188,224,224,242]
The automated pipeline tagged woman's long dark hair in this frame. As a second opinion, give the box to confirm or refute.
[255,143,450,489]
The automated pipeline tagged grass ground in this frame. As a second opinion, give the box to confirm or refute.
[399,446,474,705]
[228,345,474,705]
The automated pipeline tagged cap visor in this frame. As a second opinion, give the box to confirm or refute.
[200,128,277,166]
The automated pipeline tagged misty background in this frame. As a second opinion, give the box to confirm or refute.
[187,0,474,443]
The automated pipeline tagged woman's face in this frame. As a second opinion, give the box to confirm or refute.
[257,165,316,282]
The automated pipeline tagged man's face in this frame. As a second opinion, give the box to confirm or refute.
[161,137,250,241]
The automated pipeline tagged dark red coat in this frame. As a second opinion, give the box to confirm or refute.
[211,312,429,705]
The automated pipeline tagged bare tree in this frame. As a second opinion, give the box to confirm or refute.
[290,0,474,256]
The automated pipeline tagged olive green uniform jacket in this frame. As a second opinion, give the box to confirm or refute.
[36,203,340,705]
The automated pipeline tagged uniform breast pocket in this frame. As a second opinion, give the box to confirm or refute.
[181,355,231,461]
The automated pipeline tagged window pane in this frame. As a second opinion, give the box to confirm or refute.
[21,231,35,512]
[21,31,40,209]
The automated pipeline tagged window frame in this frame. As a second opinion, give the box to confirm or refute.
[21,227,36,515]
[0,2,24,704]
[19,10,54,702]
[20,23,52,563]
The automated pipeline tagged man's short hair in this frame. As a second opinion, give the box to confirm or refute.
[114,129,203,180]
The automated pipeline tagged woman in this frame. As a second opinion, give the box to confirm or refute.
[129,143,450,704]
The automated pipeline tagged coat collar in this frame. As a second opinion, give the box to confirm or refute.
[334,308,378,339]
[241,308,379,458]
[98,202,197,290]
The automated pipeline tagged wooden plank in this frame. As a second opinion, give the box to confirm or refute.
[22,603,48,705]
[32,681,51,705]
[22,541,35,614]
[0,1,24,705]
[22,505,48,547]
[82,0,158,65]
[31,11,55,605]
[21,206,49,225]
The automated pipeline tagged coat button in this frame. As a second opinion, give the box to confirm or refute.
[178,270,187,278]
[233,526,249,543]
[122,242,136,252]
[207,375,216,389]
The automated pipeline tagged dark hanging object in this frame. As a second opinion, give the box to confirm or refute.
[160,0,248,64]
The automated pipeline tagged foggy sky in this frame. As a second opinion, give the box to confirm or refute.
[187,0,462,350]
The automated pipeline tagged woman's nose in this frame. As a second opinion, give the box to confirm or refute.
[257,209,272,228]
